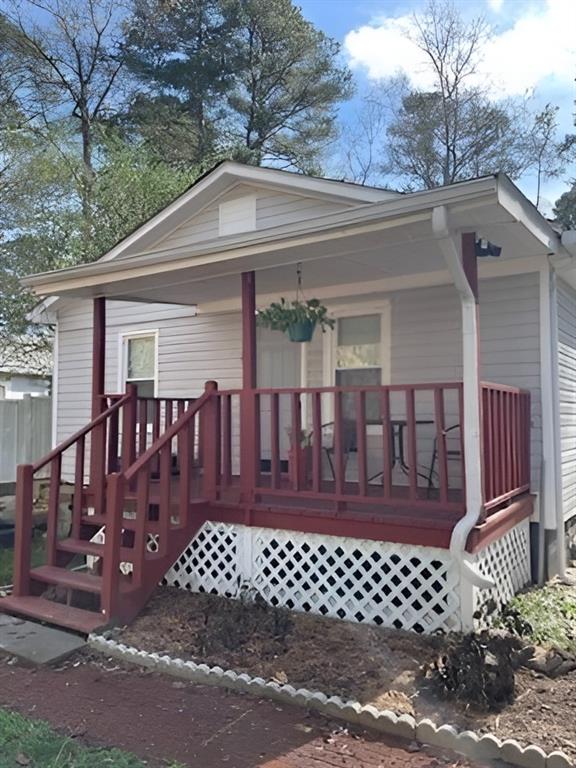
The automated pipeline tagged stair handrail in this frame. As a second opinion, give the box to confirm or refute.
[124,387,213,482]
[32,391,131,473]
[102,384,217,621]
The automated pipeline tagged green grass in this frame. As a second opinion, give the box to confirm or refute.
[502,581,576,653]
[0,532,46,586]
[0,709,151,767]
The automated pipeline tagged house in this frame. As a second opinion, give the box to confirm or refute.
[2,161,576,635]
[0,340,51,400]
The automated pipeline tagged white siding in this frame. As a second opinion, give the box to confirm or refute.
[55,272,542,487]
[556,279,576,521]
[56,299,242,477]
[142,184,351,254]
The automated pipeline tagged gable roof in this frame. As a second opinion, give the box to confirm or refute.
[98,161,399,264]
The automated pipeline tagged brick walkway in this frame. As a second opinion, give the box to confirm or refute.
[0,654,487,767]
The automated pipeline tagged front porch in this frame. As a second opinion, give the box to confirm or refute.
[4,179,545,633]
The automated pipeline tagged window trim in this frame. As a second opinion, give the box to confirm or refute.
[117,329,159,396]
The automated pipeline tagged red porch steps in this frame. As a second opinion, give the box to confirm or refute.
[30,565,103,593]
[0,595,106,634]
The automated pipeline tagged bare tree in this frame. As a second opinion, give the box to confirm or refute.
[340,89,390,185]
[525,104,575,209]
[378,0,530,189]
[1,0,128,218]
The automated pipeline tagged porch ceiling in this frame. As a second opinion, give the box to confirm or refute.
[25,175,563,309]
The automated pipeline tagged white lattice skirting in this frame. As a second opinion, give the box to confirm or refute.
[164,519,532,633]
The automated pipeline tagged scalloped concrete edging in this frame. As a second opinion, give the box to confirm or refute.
[88,634,573,768]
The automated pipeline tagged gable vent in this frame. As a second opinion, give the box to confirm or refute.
[218,195,257,236]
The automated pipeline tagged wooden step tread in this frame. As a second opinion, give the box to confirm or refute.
[30,565,103,594]
[0,595,105,634]
[57,538,104,557]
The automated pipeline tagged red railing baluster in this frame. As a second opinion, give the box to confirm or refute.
[406,388,418,500]
[101,472,124,620]
[381,389,392,501]
[165,399,173,429]
[72,434,85,538]
[312,392,322,493]
[333,391,345,497]
[159,444,172,557]
[12,464,34,597]
[222,395,232,488]
[107,403,120,473]
[290,393,302,491]
[138,399,147,457]
[434,387,449,504]
[356,391,367,497]
[133,464,150,589]
[270,393,280,489]
[202,381,219,500]
[179,421,191,527]
[46,454,62,566]
[122,385,137,472]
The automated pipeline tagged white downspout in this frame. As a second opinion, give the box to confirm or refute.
[432,206,495,590]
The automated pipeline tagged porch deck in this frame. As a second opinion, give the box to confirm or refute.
[4,376,533,633]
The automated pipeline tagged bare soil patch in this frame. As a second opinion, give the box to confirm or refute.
[118,586,576,761]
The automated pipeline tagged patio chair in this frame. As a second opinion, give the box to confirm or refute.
[427,423,461,491]
[321,419,358,482]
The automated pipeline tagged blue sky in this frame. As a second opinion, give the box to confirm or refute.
[298,0,576,210]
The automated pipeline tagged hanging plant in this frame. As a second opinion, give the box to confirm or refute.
[256,264,335,342]
[257,297,334,342]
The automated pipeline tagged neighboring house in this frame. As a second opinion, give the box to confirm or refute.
[3,161,576,636]
[0,341,52,400]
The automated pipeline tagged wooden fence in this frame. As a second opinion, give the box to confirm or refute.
[0,396,52,484]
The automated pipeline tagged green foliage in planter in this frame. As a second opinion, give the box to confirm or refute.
[256,298,335,336]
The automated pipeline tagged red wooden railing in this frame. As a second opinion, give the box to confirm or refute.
[102,384,216,614]
[216,383,466,511]
[12,387,201,601]
[12,378,531,615]
[12,390,133,597]
[482,382,531,511]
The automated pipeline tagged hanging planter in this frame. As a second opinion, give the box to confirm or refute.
[287,319,315,342]
[257,264,335,343]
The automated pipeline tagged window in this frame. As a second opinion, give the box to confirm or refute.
[332,312,387,424]
[122,333,157,398]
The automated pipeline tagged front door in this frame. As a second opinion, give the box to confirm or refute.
[257,327,301,465]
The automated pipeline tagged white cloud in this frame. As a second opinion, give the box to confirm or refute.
[487,0,504,13]
[344,0,576,97]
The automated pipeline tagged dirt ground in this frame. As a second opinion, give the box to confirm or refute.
[0,652,486,768]
[118,587,576,762]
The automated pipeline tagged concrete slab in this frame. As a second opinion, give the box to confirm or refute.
[0,613,85,665]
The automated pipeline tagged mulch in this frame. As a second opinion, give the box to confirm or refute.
[117,587,576,761]
[0,652,485,768]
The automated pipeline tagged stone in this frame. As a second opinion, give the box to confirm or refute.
[516,744,547,768]
[427,724,459,752]
[395,713,416,740]
[455,731,480,759]
[416,718,438,746]
[501,739,525,765]
[526,647,576,678]
[546,751,573,768]
[0,615,85,665]
[476,733,503,761]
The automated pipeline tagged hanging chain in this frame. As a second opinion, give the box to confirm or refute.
[296,262,303,302]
